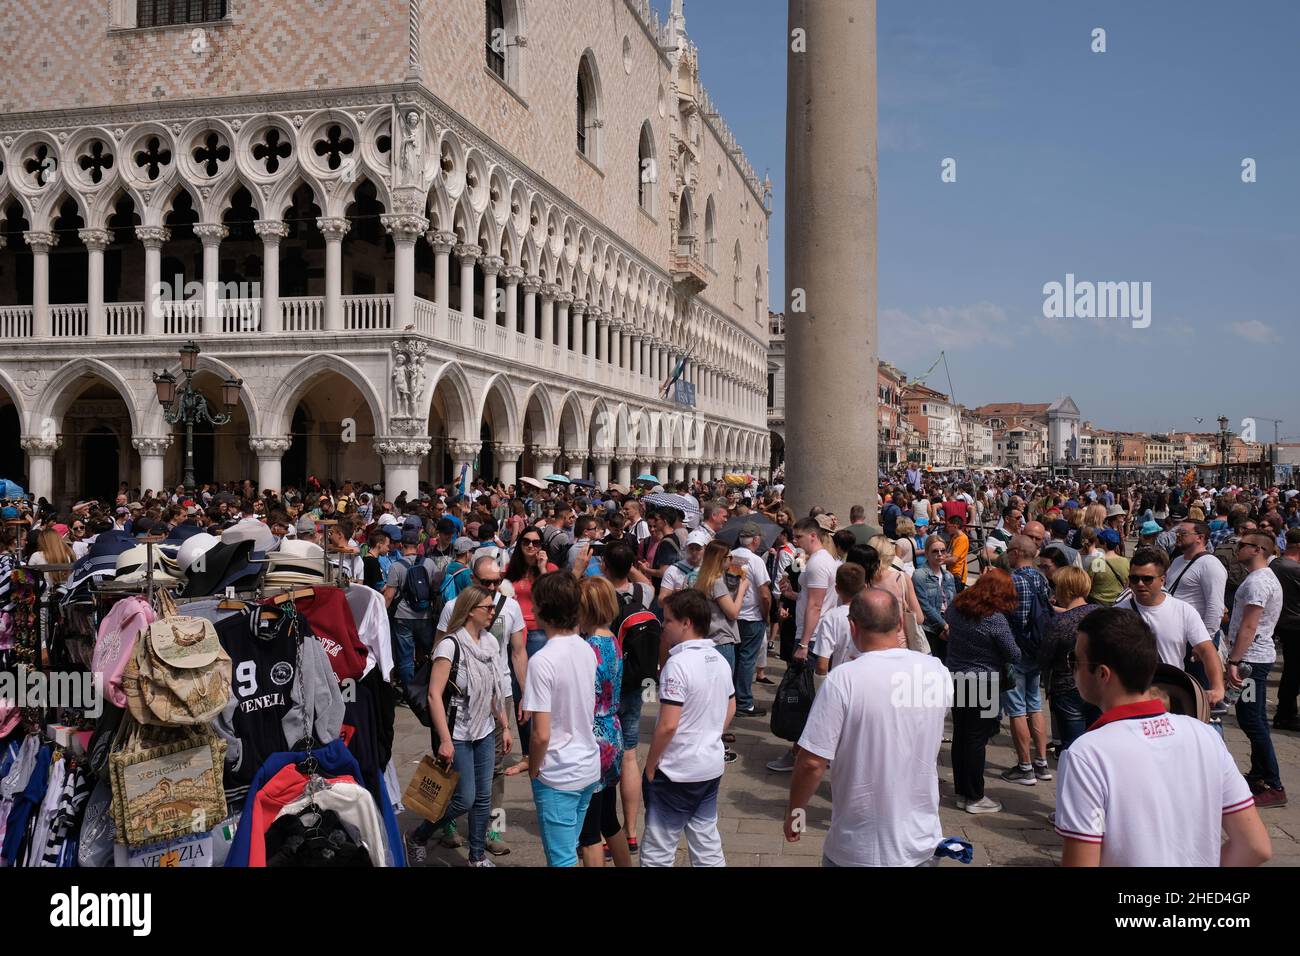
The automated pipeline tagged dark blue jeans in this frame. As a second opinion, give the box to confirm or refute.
[392,616,434,687]
[413,734,495,860]
[1236,662,1281,789]
[734,620,767,710]
[509,629,548,756]
[1050,688,1101,751]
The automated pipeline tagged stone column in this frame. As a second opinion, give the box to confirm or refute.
[192,223,227,334]
[521,274,541,338]
[571,300,587,355]
[20,436,59,502]
[317,217,351,331]
[136,226,170,336]
[609,321,622,368]
[496,443,525,491]
[585,308,598,359]
[248,436,291,495]
[454,243,481,319]
[254,220,289,334]
[534,445,561,482]
[376,436,431,502]
[428,230,456,317]
[671,459,686,483]
[598,313,612,363]
[785,0,877,517]
[630,334,642,376]
[686,459,700,483]
[448,440,481,492]
[383,214,428,331]
[557,292,573,352]
[615,453,633,488]
[78,228,111,337]
[568,447,588,480]
[23,230,56,337]
[503,266,524,333]
[132,436,173,496]
[642,338,652,379]
[590,449,614,489]
[540,283,558,349]
[481,256,505,327]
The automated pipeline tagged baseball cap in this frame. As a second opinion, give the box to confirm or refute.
[737,523,760,540]
[453,536,476,554]
[296,516,318,535]
[380,525,403,542]
[1065,500,1080,509]
[813,514,835,533]
[1098,529,1122,547]
[1049,518,1072,536]
[686,529,711,548]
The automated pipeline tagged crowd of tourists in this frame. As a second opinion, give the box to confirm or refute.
[2,464,1297,867]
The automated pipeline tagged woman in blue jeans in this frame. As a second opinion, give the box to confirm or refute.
[1037,567,1101,749]
[406,586,512,866]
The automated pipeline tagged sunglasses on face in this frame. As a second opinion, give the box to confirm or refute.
[521,538,541,548]
[476,577,501,587]
[1128,574,1159,585]
[474,602,496,612]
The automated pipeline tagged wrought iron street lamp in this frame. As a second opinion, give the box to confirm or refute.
[1218,415,1231,489]
[152,341,242,493]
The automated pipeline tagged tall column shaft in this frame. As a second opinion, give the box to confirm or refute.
[24,231,55,337]
[785,0,877,517]
[255,221,288,334]
[318,217,350,331]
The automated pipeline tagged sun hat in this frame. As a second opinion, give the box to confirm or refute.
[1140,521,1162,536]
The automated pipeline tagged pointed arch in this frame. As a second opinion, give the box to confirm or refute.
[520,381,557,447]
[425,360,476,441]
[477,372,521,445]
[268,353,386,436]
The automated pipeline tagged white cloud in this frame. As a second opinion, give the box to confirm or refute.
[879,302,1013,364]
[1231,320,1281,345]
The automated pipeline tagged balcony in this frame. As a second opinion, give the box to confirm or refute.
[671,237,711,296]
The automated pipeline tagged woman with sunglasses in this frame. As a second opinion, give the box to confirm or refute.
[406,585,512,867]
[503,525,559,773]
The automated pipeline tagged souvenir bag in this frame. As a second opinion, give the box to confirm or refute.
[122,611,232,726]
[402,754,460,824]
[109,716,227,847]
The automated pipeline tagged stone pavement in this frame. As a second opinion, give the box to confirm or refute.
[393,654,1300,868]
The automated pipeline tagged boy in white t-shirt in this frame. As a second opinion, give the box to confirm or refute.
[641,589,737,867]
[1056,607,1271,867]
[521,572,601,867]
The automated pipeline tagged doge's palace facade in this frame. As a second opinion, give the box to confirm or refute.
[0,0,771,501]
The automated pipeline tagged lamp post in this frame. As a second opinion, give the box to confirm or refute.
[1218,415,1231,489]
[152,341,242,493]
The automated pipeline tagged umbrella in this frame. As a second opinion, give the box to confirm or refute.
[544,474,572,485]
[0,479,25,500]
[571,478,597,489]
[714,513,782,554]
[520,476,545,490]
[643,492,702,530]
[636,474,661,485]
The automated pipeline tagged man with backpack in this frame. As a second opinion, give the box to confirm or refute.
[1001,534,1054,786]
[384,526,440,688]
[439,537,478,605]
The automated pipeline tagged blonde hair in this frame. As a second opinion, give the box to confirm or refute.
[895,517,916,539]
[578,576,620,635]
[1082,504,1107,530]
[1053,566,1092,605]
[445,585,493,634]
[36,528,75,584]
[694,540,732,598]
[868,535,896,564]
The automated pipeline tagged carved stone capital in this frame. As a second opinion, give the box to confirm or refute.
[192,223,229,245]
[496,443,526,460]
[480,255,506,277]
[374,437,432,466]
[387,415,426,437]
[589,449,615,465]
[132,435,173,457]
[253,219,290,243]
[425,229,457,254]
[23,230,57,253]
[78,228,112,251]
[448,441,482,460]
[135,225,171,248]
[502,265,526,285]
[453,242,482,262]
[317,217,351,241]
[521,274,544,294]
[381,213,430,243]
[557,291,575,308]
[534,445,562,461]
[248,436,292,457]
[20,435,60,455]
[570,299,589,317]
[540,283,561,302]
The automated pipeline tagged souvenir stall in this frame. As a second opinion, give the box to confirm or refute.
[0,525,403,868]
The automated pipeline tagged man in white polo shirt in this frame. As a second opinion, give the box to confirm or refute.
[786,588,951,867]
[521,571,601,868]
[1115,547,1224,707]
[641,589,736,867]
[1056,607,1271,867]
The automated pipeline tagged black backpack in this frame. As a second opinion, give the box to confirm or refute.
[1012,581,1054,655]
[540,525,571,566]
[770,658,815,742]
[613,584,662,692]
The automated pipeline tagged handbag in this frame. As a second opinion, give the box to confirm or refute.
[109,716,227,847]
[902,607,931,655]
[402,754,460,824]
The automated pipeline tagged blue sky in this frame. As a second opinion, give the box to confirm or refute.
[658,0,1298,436]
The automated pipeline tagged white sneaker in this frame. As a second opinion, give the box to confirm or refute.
[468,857,497,868]
[955,797,967,811]
[766,750,796,772]
[964,797,1002,814]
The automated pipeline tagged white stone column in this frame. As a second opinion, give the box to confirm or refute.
[571,300,587,355]
[591,450,613,490]
[585,309,598,359]
[454,243,481,318]
[540,283,558,347]
[20,436,59,501]
[449,441,481,492]
[671,459,686,483]
[23,230,56,337]
[686,459,700,482]
[254,220,288,334]
[615,454,633,488]
[376,436,431,502]
[522,274,541,338]
[568,447,588,480]
[496,443,525,491]
[383,214,428,331]
[501,265,522,332]
[317,217,351,331]
[610,322,622,368]
[248,436,291,494]
[79,228,111,337]
[630,334,643,376]
[642,338,651,379]
[132,436,173,496]
[481,256,505,327]
[785,0,877,517]
[557,292,573,352]
[534,445,561,482]
[136,226,169,336]
[428,230,456,317]
[193,223,227,334]
[598,313,612,362]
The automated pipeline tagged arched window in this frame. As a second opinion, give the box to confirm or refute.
[484,1,525,92]
[733,241,743,304]
[703,196,717,267]
[576,52,602,162]
[485,0,506,78]
[637,122,656,212]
